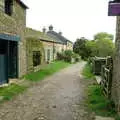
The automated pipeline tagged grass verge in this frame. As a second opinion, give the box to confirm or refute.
[0,84,27,102]
[87,84,120,120]
[24,61,70,82]
[0,61,70,103]
[82,62,120,120]
[87,85,115,116]
[82,63,95,79]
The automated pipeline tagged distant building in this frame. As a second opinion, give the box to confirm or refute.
[47,25,73,52]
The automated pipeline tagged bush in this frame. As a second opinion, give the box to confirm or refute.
[57,50,80,63]
[72,53,81,62]
[57,52,64,60]
[64,50,73,62]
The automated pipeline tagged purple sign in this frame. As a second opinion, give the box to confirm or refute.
[108,2,120,16]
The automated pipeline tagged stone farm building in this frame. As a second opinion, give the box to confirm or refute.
[0,0,73,85]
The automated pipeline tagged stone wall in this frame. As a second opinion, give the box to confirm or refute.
[26,37,44,73]
[112,16,120,112]
[0,0,27,77]
[13,0,27,77]
[25,28,55,63]
[41,41,54,62]
[67,41,73,51]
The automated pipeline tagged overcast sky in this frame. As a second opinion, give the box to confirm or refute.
[22,0,116,42]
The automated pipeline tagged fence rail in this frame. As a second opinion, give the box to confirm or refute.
[91,56,113,98]
[101,65,112,98]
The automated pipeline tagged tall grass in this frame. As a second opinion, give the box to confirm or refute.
[0,84,27,102]
[24,61,70,81]
[0,61,70,103]
[87,85,116,117]
[82,63,95,79]
[82,62,120,120]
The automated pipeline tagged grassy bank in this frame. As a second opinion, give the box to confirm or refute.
[82,63,95,79]
[82,63,120,120]
[87,85,115,117]
[0,61,70,103]
[0,84,27,103]
[24,61,70,82]
[87,84,120,120]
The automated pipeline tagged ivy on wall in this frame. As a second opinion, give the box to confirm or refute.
[26,37,45,72]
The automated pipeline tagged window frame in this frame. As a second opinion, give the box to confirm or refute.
[33,51,41,67]
[5,0,13,16]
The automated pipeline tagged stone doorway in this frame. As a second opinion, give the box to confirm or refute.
[0,40,18,85]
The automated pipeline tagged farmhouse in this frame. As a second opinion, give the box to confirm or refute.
[0,0,28,84]
[47,25,73,52]
[25,26,73,73]
[0,0,73,85]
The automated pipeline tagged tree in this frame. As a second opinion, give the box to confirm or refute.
[87,32,115,57]
[85,40,97,57]
[95,38,115,57]
[73,33,115,59]
[73,37,89,59]
[94,32,113,41]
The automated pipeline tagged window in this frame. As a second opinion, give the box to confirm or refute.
[33,51,41,67]
[47,49,50,61]
[5,0,13,16]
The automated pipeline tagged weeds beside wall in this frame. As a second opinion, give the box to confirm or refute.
[26,37,45,73]
[82,63,120,120]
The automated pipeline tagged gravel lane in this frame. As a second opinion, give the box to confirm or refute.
[0,62,93,120]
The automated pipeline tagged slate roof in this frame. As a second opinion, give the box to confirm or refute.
[16,0,28,9]
[47,30,73,45]
[25,28,73,45]
[47,31,65,44]
[25,28,54,42]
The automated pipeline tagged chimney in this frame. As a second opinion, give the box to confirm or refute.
[42,27,46,33]
[59,31,62,36]
[49,25,53,31]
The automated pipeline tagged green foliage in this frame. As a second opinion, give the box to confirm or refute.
[57,50,80,63]
[85,40,97,57]
[82,63,95,79]
[72,53,81,62]
[0,84,27,102]
[26,37,45,72]
[64,50,73,62]
[87,85,116,117]
[90,32,114,57]
[115,115,120,120]
[57,52,64,61]
[24,61,70,81]
[95,38,115,57]
[73,33,115,59]
[82,62,120,120]
[94,32,113,41]
[73,37,89,59]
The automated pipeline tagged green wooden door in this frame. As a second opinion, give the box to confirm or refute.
[0,55,8,84]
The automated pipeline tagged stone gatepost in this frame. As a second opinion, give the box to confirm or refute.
[112,16,120,113]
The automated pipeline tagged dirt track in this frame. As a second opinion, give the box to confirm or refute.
[0,62,93,120]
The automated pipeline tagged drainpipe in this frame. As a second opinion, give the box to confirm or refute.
[7,41,9,83]
[53,40,55,61]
